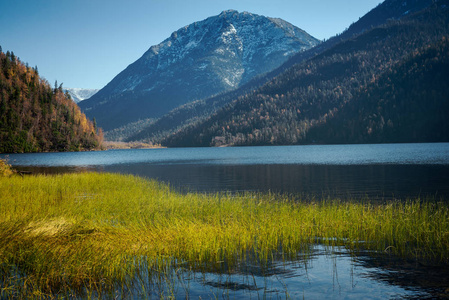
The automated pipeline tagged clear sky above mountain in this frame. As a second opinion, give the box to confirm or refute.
[0,0,381,89]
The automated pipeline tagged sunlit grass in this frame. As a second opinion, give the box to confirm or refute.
[1,172,448,298]
[0,158,14,177]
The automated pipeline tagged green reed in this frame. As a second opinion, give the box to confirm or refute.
[0,172,448,298]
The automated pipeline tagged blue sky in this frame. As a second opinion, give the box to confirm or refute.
[0,0,381,89]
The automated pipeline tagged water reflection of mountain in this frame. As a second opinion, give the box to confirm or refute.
[353,251,449,299]
[103,163,449,201]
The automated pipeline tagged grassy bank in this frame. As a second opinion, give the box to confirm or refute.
[1,172,448,298]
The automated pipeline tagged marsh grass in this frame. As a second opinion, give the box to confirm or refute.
[1,172,448,298]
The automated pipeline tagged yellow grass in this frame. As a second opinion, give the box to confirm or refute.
[0,172,448,298]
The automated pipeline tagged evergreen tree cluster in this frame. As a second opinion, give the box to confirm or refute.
[0,50,103,153]
[161,2,449,147]
[307,38,449,144]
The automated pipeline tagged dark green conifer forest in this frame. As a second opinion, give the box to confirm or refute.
[306,38,449,144]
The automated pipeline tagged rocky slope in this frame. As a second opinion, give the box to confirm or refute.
[79,10,319,131]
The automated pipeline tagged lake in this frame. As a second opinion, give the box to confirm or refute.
[3,143,449,200]
[2,143,449,299]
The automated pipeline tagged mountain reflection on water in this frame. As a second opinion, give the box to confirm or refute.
[102,163,449,201]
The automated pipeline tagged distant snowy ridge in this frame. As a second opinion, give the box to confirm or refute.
[65,88,99,103]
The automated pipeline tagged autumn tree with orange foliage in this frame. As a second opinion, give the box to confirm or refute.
[0,49,103,153]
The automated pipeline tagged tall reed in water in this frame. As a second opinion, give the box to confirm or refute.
[1,172,448,297]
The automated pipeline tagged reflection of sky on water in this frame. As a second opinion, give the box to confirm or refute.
[3,143,449,167]
[124,245,438,299]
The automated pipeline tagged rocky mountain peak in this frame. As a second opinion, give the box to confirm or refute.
[218,9,239,17]
[80,10,320,131]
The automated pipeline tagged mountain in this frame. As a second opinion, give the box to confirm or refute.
[79,10,320,131]
[161,0,449,147]
[127,0,437,144]
[64,88,99,103]
[0,50,103,153]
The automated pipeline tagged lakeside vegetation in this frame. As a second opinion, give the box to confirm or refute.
[101,140,163,150]
[1,168,448,298]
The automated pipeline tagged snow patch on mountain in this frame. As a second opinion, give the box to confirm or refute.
[108,10,320,95]
[65,88,99,103]
[80,10,320,130]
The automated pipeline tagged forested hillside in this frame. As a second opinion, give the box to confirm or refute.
[127,0,436,145]
[306,38,449,144]
[0,49,103,153]
[162,2,449,147]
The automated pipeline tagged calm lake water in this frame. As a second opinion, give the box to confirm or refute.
[3,143,449,200]
[141,245,448,299]
[2,143,449,299]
